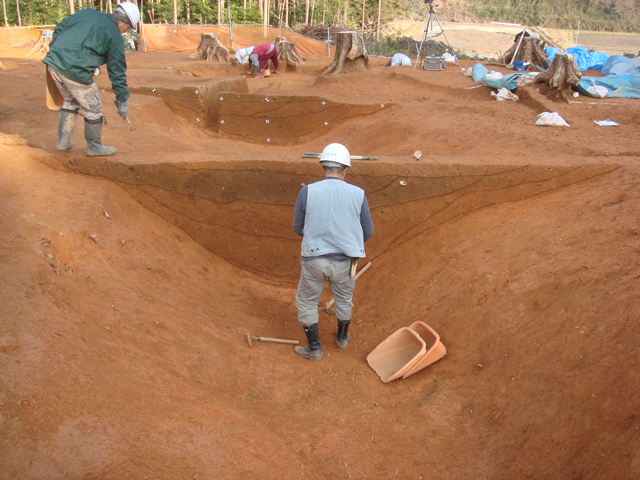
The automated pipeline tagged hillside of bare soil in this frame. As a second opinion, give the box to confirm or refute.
[386,19,640,57]
[1,44,640,480]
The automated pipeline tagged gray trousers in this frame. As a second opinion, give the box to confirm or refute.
[295,257,355,326]
[48,65,103,121]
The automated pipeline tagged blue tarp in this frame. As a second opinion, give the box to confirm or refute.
[545,47,561,62]
[471,63,536,91]
[601,55,640,76]
[544,46,609,72]
[578,74,640,98]
[472,62,640,99]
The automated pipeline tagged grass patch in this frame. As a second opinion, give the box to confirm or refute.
[364,35,452,58]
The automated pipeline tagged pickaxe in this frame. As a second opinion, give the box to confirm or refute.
[112,95,137,132]
[246,332,299,348]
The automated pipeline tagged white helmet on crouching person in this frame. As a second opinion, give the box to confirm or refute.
[115,2,140,27]
[319,143,351,168]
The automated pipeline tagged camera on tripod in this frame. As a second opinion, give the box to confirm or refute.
[413,0,460,71]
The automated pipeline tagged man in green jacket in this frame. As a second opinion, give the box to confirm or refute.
[43,3,140,156]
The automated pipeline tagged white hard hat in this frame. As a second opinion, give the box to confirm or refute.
[319,143,351,167]
[116,2,140,26]
[401,56,411,66]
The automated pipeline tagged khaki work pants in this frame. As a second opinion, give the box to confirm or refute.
[295,257,355,326]
[48,65,103,121]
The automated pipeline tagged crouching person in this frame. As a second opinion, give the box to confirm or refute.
[43,3,140,156]
[248,43,279,78]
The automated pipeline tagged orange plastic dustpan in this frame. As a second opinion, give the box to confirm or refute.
[367,327,426,383]
[45,66,64,111]
[402,321,447,379]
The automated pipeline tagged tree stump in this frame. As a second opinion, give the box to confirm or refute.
[26,30,53,56]
[501,31,548,69]
[534,54,582,103]
[274,36,306,70]
[189,33,229,62]
[321,31,370,75]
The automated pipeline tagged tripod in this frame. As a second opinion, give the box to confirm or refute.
[413,1,462,71]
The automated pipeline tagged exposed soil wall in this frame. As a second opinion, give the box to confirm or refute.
[41,155,616,280]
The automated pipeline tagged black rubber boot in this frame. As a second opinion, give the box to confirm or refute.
[295,323,323,361]
[84,117,116,157]
[56,108,77,150]
[336,319,351,350]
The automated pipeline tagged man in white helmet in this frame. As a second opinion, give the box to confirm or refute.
[292,143,374,361]
[43,2,140,156]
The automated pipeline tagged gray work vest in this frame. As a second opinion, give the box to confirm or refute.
[301,179,366,258]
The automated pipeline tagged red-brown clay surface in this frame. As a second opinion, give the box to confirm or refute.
[1,44,640,480]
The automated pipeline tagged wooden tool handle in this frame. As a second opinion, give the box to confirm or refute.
[354,261,372,280]
[326,261,372,309]
[302,153,378,160]
[254,337,299,345]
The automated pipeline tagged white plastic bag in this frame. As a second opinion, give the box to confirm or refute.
[594,119,618,127]
[485,71,503,80]
[515,73,538,87]
[443,52,457,63]
[535,112,570,127]
[586,85,608,98]
[491,87,519,101]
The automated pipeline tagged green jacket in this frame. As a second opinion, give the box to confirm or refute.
[43,8,129,102]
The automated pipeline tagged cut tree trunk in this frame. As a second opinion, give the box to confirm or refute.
[189,33,229,62]
[321,31,369,75]
[26,30,53,56]
[534,53,582,103]
[274,36,306,70]
[501,31,548,69]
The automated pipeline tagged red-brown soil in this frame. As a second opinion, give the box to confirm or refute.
[1,48,639,480]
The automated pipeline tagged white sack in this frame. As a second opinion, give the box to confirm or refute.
[535,112,571,127]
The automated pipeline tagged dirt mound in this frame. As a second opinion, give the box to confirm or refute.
[1,49,640,480]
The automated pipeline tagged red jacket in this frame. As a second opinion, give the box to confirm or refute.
[251,43,279,70]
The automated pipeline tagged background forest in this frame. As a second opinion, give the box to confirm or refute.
[404,0,640,33]
[1,0,639,39]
